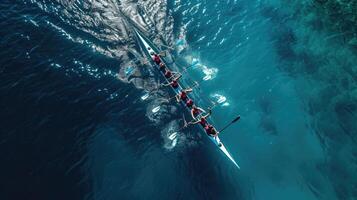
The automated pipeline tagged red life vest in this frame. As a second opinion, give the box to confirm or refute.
[199,118,207,126]
[204,125,215,136]
[171,80,178,88]
[186,99,193,107]
[153,55,161,64]
[180,91,187,101]
[192,107,201,116]
[159,63,166,72]
[165,70,172,78]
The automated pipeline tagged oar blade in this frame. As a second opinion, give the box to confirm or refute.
[232,115,241,123]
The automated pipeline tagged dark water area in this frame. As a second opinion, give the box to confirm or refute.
[0,1,244,200]
[1,0,357,200]
[0,2,137,199]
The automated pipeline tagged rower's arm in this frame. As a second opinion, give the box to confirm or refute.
[175,95,180,102]
[190,110,195,119]
[198,107,206,113]
[202,109,212,119]
[189,120,200,125]
[185,88,193,93]
[162,82,171,87]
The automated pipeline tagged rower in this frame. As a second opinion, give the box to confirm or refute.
[152,54,161,65]
[176,88,192,102]
[162,73,182,89]
[204,124,219,137]
[190,105,205,119]
[186,99,194,108]
[159,63,166,72]
[164,69,172,79]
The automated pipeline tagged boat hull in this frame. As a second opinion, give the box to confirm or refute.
[134,29,240,169]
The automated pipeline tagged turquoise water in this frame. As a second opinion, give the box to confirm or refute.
[1,0,356,199]
[173,0,353,199]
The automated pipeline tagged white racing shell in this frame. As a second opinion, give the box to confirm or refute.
[134,29,240,169]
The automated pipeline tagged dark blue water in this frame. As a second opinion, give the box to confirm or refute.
[1,0,356,200]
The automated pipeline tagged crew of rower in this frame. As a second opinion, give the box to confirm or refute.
[151,52,220,137]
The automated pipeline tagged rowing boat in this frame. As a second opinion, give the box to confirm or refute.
[134,29,240,169]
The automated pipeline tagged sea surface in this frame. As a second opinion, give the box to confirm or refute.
[0,0,356,200]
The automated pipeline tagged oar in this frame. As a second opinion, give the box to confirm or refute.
[159,51,167,57]
[190,81,200,89]
[160,44,174,50]
[182,114,198,129]
[141,58,150,65]
[218,115,241,134]
[168,115,194,139]
[174,63,191,74]
[207,101,219,110]
[165,94,179,102]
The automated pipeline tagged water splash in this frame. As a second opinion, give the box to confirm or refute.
[201,65,218,81]
[162,122,180,150]
[184,56,218,80]
[141,91,150,101]
[210,93,230,106]
[152,106,161,113]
